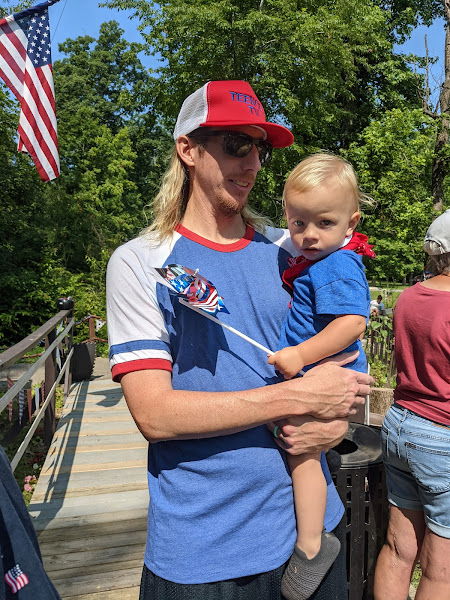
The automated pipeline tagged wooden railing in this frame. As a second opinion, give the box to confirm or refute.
[0,299,74,471]
[76,314,107,344]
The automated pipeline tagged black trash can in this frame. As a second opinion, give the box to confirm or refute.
[332,423,388,600]
[71,342,96,382]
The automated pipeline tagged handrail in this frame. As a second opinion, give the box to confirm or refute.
[0,301,75,471]
[0,318,74,414]
[0,310,71,370]
[10,346,73,472]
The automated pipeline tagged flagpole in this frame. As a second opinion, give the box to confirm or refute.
[178,299,275,356]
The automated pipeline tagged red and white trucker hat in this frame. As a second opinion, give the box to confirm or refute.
[173,80,294,148]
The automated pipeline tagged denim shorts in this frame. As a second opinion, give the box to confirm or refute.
[382,404,450,538]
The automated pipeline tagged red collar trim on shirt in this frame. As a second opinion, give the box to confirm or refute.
[282,232,376,292]
[175,223,254,252]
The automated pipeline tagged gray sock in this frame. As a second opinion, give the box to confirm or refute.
[281,531,341,600]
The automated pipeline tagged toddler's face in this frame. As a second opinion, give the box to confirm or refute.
[285,178,360,261]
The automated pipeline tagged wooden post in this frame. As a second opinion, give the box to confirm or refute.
[64,305,74,399]
[44,328,57,445]
[88,316,96,342]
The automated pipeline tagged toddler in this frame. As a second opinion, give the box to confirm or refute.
[268,153,374,600]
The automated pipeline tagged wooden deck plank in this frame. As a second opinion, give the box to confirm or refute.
[47,434,146,450]
[35,507,147,539]
[50,566,142,597]
[63,587,139,600]
[45,546,145,573]
[29,372,148,599]
[30,489,149,521]
[38,517,147,543]
[40,528,146,555]
[40,447,147,474]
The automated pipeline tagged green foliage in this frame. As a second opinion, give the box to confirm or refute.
[365,315,396,387]
[0,86,51,346]
[368,356,395,388]
[345,108,440,280]
[104,0,421,144]
[101,0,437,222]
[1,1,449,350]
[0,23,160,347]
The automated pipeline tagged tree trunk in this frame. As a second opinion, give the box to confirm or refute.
[431,0,450,211]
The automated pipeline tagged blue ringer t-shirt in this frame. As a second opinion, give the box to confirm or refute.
[106,225,344,584]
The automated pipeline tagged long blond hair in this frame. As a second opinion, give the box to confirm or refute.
[141,145,271,241]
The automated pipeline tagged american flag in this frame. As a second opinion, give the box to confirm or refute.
[0,0,60,181]
[5,564,29,593]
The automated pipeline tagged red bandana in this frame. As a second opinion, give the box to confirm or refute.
[282,232,376,293]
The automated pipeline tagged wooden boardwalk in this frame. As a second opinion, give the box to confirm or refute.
[29,359,148,599]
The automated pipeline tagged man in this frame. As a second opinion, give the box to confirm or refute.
[106,80,372,600]
[370,295,385,316]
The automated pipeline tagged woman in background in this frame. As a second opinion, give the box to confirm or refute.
[374,209,450,600]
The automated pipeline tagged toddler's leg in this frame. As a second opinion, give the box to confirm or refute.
[281,451,341,600]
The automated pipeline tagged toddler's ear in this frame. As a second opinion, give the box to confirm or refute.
[347,211,360,234]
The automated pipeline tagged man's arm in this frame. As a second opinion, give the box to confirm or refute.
[120,363,372,451]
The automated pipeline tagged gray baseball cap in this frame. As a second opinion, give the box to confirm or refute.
[423,209,450,255]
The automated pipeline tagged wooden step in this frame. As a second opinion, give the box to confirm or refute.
[30,375,146,598]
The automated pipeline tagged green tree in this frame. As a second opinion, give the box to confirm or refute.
[345,108,438,281]
[0,20,168,346]
[45,21,168,273]
[0,86,53,346]
[102,0,426,219]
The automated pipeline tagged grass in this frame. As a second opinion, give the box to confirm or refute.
[411,564,422,589]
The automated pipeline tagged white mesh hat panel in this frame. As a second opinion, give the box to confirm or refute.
[173,83,209,140]
[423,209,450,255]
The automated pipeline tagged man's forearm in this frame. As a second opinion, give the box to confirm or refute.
[121,364,370,443]
[121,371,305,443]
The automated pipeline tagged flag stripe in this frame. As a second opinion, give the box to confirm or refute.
[19,102,59,177]
[19,106,59,178]
[17,121,50,180]
[0,64,21,98]
[1,20,27,65]
[0,3,60,181]
[23,64,58,150]
[0,23,26,99]
[38,65,57,130]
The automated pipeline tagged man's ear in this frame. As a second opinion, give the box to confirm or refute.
[347,211,360,236]
[176,135,196,167]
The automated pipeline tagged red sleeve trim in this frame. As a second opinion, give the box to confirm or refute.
[111,358,172,382]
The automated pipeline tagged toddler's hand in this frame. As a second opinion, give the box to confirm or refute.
[268,346,305,379]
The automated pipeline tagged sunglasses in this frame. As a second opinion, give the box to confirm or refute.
[191,129,273,166]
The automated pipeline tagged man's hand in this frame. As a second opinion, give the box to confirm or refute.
[283,362,372,420]
[269,416,348,456]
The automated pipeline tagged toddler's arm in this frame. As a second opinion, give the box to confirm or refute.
[268,314,366,379]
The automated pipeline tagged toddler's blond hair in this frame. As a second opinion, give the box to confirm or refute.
[283,152,372,211]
